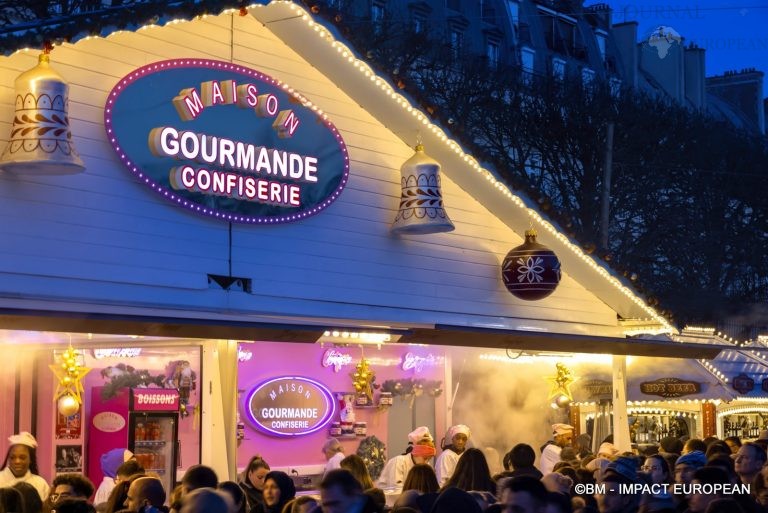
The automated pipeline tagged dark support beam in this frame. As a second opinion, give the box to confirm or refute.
[0,309,324,343]
[399,325,728,359]
[0,309,728,359]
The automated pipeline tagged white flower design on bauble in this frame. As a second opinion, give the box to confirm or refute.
[516,256,545,283]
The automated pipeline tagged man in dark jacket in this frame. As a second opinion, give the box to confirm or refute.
[318,469,381,513]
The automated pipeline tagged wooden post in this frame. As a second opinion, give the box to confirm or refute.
[702,402,716,438]
[612,355,631,452]
[570,405,581,436]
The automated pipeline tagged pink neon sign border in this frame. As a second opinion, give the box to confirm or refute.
[104,58,350,224]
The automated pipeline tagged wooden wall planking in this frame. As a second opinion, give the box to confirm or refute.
[0,12,618,330]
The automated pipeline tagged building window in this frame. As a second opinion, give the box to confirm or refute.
[450,30,464,60]
[521,47,535,83]
[552,58,566,81]
[371,3,385,28]
[482,3,497,24]
[446,0,461,11]
[596,33,606,60]
[409,2,431,34]
[412,13,426,33]
[507,0,519,29]
[609,77,622,98]
[487,41,500,69]
[582,68,595,89]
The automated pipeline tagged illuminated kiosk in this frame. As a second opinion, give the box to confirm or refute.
[0,2,727,486]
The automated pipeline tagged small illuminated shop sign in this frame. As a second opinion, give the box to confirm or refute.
[105,59,349,223]
[245,376,335,437]
[93,348,142,359]
[322,349,353,372]
[581,379,612,398]
[401,352,441,373]
[130,389,180,411]
[640,378,701,398]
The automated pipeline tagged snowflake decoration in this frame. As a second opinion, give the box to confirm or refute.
[516,256,545,283]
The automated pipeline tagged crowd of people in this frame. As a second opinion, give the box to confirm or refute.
[3,423,768,513]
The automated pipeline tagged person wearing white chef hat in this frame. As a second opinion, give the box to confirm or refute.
[435,424,471,486]
[539,423,574,475]
[0,431,50,500]
[376,426,436,490]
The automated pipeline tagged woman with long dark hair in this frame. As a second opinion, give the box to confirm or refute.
[102,473,145,513]
[340,455,375,490]
[340,454,385,511]
[14,481,43,513]
[251,471,295,513]
[402,464,439,494]
[218,481,247,513]
[0,487,26,513]
[0,432,50,500]
[239,456,270,512]
[441,448,495,494]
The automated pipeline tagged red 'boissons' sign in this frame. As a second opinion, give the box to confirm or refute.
[130,389,180,412]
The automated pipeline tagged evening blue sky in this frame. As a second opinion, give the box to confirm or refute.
[603,1,768,89]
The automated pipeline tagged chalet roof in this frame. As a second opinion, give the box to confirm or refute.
[0,1,677,336]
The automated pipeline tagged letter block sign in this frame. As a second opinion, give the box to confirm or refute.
[105,59,349,223]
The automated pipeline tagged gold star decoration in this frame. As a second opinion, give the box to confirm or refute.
[546,362,574,401]
[49,345,91,405]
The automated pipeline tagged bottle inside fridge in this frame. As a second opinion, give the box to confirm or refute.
[131,413,177,496]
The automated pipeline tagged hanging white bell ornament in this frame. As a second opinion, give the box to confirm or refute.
[391,144,454,234]
[0,53,85,174]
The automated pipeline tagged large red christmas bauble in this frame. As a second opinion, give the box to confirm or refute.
[501,229,561,300]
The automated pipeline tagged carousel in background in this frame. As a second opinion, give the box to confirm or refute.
[574,376,720,452]
[570,335,734,449]
[673,328,768,440]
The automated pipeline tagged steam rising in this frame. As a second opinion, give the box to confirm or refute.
[451,359,567,467]
[449,350,715,467]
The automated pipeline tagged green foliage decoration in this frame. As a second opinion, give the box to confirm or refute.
[100,364,166,400]
[380,378,442,398]
[356,435,386,481]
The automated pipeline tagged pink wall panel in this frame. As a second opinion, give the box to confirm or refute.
[236,342,446,470]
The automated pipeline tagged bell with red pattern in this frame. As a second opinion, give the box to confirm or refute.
[501,229,561,300]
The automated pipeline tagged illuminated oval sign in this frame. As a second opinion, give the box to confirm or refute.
[105,59,349,223]
[245,376,336,437]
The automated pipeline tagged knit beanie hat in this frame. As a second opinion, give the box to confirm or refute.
[8,432,37,448]
[605,456,640,483]
[675,450,707,469]
[101,448,133,478]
